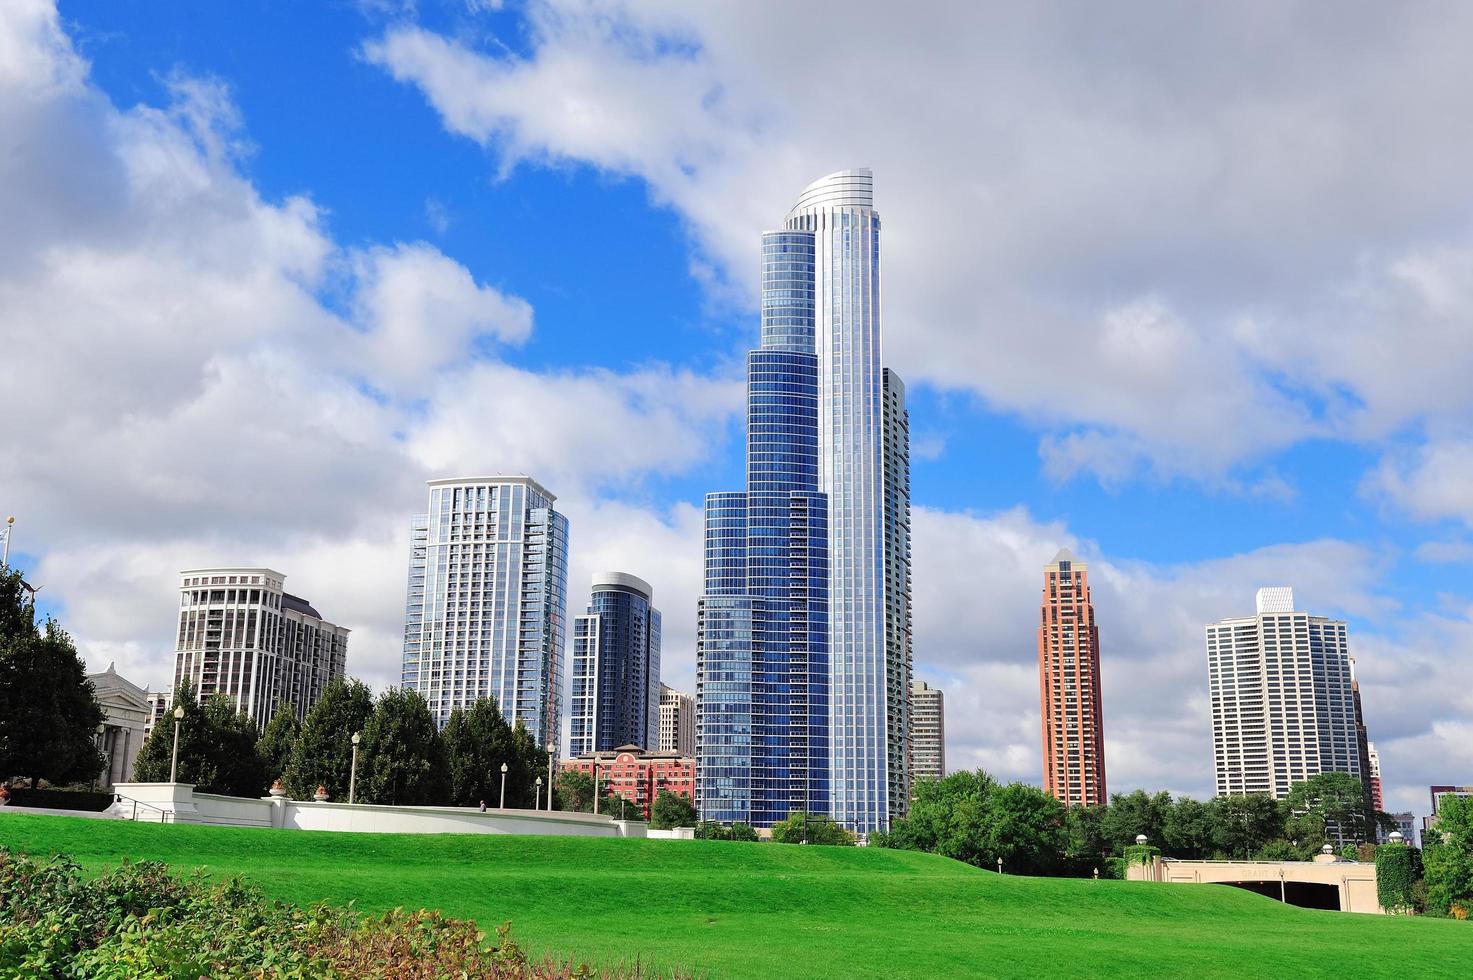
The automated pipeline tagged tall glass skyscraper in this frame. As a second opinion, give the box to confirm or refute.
[569,571,662,755]
[401,477,569,754]
[697,170,911,834]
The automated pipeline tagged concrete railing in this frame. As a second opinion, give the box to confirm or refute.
[107,783,646,839]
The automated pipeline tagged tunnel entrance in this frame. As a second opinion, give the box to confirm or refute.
[1219,880,1341,911]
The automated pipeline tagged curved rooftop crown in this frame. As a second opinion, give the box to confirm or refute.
[591,570,653,601]
[788,168,874,215]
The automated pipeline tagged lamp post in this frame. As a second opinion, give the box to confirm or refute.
[92,723,106,791]
[593,761,600,815]
[169,706,185,783]
[349,732,361,804]
[535,775,543,811]
[996,857,1003,875]
[1278,867,1286,903]
[499,762,509,809]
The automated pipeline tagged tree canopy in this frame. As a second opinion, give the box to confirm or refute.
[284,678,373,801]
[649,789,698,830]
[256,701,300,786]
[133,684,264,796]
[0,566,104,789]
[877,770,1068,874]
[770,810,856,846]
[358,687,447,806]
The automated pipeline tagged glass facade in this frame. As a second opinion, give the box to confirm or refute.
[697,171,910,834]
[401,477,569,754]
[569,574,662,754]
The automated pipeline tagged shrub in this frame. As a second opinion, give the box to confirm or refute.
[0,847,683,977]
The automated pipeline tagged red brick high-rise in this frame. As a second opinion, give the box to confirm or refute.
[1038,548,1107,806]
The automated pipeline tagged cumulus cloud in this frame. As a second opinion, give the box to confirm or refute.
[0,2,736,695]
[366,0,1473,483]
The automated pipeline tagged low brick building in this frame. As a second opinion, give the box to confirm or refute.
[561,745,694,820]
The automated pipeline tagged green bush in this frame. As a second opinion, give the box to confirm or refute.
[0,847,680,977]
[3,787,114,811]
[1375,842,1422,914]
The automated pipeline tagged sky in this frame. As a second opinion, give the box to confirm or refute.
[3,0,1471,817]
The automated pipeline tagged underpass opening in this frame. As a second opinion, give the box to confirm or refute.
[1217,880,1341,911]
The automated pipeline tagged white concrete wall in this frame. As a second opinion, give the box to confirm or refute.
[647,827,696,840]
[108,783,645,839]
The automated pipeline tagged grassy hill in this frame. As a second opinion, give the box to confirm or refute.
[1,812,1468,978]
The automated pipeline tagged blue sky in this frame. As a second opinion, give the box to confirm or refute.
[6,1,1472,814]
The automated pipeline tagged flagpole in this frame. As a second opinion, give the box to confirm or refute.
[3,516,12,567]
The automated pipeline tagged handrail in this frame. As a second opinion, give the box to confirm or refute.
[113,792,175,824]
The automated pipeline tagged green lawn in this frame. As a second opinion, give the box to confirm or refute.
[1,813,1468,978]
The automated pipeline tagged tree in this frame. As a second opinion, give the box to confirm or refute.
[443,698,533,808]
[1101,790,1172,854]
[202,695,267,797]
[878,770,996,867]
[985,783,1068,875]
[1162,796,1216,859]
[256,702,300,785]
[1207,794,1285,859]
[133,686,266,796]
[284,678,373,800]
[1065,805,1109,871]
[649,790,698,830]
[0,569,105,788]
[771,811,856,845]
[554,769,598,812]
[729,822,759,842]
[1285,772,1373,846]
[359,687,448,806]
[1424,794,1473,917]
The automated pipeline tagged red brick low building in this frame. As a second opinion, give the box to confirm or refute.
[560,745,694,820]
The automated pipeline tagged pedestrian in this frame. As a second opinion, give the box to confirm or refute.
[479,799,486,812]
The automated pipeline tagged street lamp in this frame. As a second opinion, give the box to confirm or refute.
[499,762,509,809]
[349,732,361,804]
[169,706,185,782]
[1388,830,1405,845]
[1135,834,1148,846]
[996,857,1003,875]
[593,761,600,815]
[92,723,105,792]
[535,775,543,810]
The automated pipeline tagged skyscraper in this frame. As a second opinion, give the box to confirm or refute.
[696,170,910,834]
[174,567,347,725]
[1367,742,1384,812]
[659,684,694,757]
[401,477,569,753]
[908,679,945,783]
[1207,587,1361,798]
[1037,549,1107,807]
[569,572,662,755]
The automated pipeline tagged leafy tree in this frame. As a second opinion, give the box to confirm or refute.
[256,702,300,785]
[0,569,105,788]
[554,769,596,811]
[133,686,263,796]
[771,810,856,845]
[202,695,267,797]
[359,687,448,806]
[1162,796,1216,858]
[649,790,698,830]
[729,822,759,842]
[986,783,1068,875]
[443,698,545,808]
[1253,840,1305,862]
[1285,771,1373,846]
[284,678,373,801]
[1424,794,1473,917]
[1376,842,1423,914]
[1064,804,1110,871]
[878,770,996,867]
[1207,794,1285,859]
[1101,790,1172,853]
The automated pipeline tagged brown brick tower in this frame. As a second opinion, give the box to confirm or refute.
[1038,548,1107,806]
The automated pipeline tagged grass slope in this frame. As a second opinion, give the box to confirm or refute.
[2,813,1469,978]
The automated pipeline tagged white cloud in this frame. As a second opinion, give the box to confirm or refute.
[0,2,737,699]
[366,0,1473,483]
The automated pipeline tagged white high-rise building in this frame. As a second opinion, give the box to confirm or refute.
[173,567,347,726]
[659,684,694,757]
[1206,587,1361,798]
[908,679,945,784]
[401,477,569,752]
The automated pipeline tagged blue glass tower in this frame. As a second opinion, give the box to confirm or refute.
[569,572,662,754]
[696,230,830,828]
[697,171,912,835]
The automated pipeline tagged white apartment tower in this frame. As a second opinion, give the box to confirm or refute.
[908,679,945,783]
[659,684,695,757]
[173,567,348,725]
[401,477,569,753]
[1206,587,1361,798]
